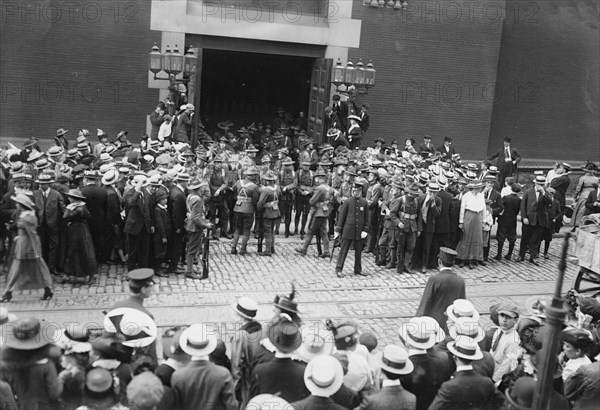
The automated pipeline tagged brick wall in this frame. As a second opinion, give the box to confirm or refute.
[0,0,160,143]
[348,0,505,159]
[489,0,600,161]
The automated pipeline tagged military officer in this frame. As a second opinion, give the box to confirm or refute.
[393,185,421,274]
[294,161,314,238]
[208,155,231,239]
[257,171,281,257]
[231,166,260,255]
[295,170,332,258]
[278,159,297,237]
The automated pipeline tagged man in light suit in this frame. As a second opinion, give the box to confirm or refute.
[33,173,65,275]
[334,181,371,278]
[518,176,551,266]
[428,339,504,410]
[358,345,416,410]
[487,137,522,189]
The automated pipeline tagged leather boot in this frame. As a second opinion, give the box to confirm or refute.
[231,232,240,254]
[239,236,249,255]
[376,246,387,266]
[211,224,219,240]
[385,248,397,269]
[274,221,281,235]
[221,220,232,239]
[505,242,514,260]
[494,241,504,261]
[285,221,291,238]
[483,246,489,262]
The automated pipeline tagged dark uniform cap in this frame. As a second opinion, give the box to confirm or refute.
[439,247,457,264]
[127,268,154,287]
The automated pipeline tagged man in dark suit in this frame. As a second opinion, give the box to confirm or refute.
[101,170,122,264]
[359,103,370,133]
[437,137,456,161]
[33,173,65,275]
[482,175,504,262]
[416,248,466,332]
[518,176,551,266]
[417,183,442,273]
[584,185,600,215]
[81,171,108,263]
[550,162,571,231]
[249,316,309,403]
[358,345,416,410]
[149,101,165,140]
[123,175,155,270]
[418,135,436,158]
[398,318,452,410]
[486,137,522,189]
[432,181,452,268]
[168,172,189,274]
[172,323,238,410]
[290,355,347,410]
[334,181,370,278]
[495,183,522,261]
[429,339,505,410]
[332,94,349,132]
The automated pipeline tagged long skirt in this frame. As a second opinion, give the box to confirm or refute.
[457,210,484,261]
[6,258,53,291]
[571,191,593,227]
[65,221,97,278]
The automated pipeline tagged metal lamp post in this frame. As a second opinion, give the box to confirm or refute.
[331,58,375,95]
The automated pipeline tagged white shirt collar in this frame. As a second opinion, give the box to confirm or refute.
[456,365,473,372]
[409,348,427,356]
[275,351,294,359]
[382,379,401,387]
[191,355,209,362]
[440,267,453,272]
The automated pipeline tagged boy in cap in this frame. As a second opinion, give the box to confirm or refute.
[489,303,521,383]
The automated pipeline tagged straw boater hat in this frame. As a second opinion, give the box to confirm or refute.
[0,307,17,325]
[246,395,289,409]
[104,307,157,348]
[47,146,64,158]
[3,317,56,350]
[398,317,439,350]
[11,193,34,210]
[161,327,191,362]
[179,323,219,357]
[187,178,203,191]
[448,316,485,342]
[446,299,480,325]
[101,170,120,186]
[232,297,258,320]
[448,337,484,360]
[35,173,55,184]
[27,150,44,163]
[534,175,546,185]
[294,324,335,363]
[378,344,414,375]
[304,355,344,397]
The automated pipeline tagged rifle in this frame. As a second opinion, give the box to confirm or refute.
[329,236,341,262]
[374,212,385,264]
[202,234,210,277]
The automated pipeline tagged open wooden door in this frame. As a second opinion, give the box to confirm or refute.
[307,58,333,144]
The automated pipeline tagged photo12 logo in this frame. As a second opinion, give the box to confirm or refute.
[1,81,140,104]
[0,1,139,24]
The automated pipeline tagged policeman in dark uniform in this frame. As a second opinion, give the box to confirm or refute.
[111,268,155,319]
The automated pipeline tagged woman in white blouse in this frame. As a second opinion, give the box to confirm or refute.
[456,181,486,269]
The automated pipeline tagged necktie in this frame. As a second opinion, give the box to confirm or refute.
[505,148,511,160]
[491,328,502,352]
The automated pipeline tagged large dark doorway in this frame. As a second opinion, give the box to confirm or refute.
[200,49,313,130]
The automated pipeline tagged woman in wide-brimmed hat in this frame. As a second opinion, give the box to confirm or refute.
[62,189,97,285]
[1,317,62,409]
[1,193,54,302]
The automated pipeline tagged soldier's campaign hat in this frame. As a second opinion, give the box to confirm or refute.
[333,157,348,166]
[303,139,315,147]
[345,166,358,176]
[54,128,69,137]
[66,189,86,200]
[35,173,55,184]
[245,166,259,176]
[47,146,64,157]
[273,132,283,139]
[262,171,277,181]
[277,147,289,155]
[352,181,364,189]
[319,144,334,152]
[261,155,272,163]
[246,144,259,153]
[314,170,327,178]
[127,268,155,287]
[300,160,311,166]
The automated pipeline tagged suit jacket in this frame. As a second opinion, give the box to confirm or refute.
[250,357,309,403]
[358,384,416,410]
[335,196,370,240]
[333,101,349,131]
[520,188,551,227]
[498,194,521,228]
[104,185,122,226]
[585,188,600,214]
[417,194,442,233]
[433,338,495,380]
[449,197,461,232]
[427,369,504,410]
[123,189,154,235]
[550,174,570,207]
[416,269,466,332]
[171,360,238,410]
[33,188,65,230]
[169,186,187,230]
[401,350,452,410]
[291,395,347,410]
[487,146,521,175]
[149,110,164,140]
[435,190,453,234]
[331,383,360,409]
[359,111,370,132]
[81,184,108,234]
[484,189,503,220]
[437,145,456,161]
[418,143,436,157]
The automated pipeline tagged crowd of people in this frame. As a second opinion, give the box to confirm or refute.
[1,266,599,410]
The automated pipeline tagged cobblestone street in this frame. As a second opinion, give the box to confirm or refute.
[1,235,580,347]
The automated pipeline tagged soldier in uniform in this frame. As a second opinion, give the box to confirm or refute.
[231,166,260,255]
[295,170,332,258]
[208,155,231,239]
[377,178,404,268]
[256,171,281,257]
[364,169,383,254]
[278,159,296,238]
[298,140,318,171]
[273,148,289,174]
[293,161,314,238]
[328,158,346,237]
[393,185,421,274]
[111,268,155,319]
